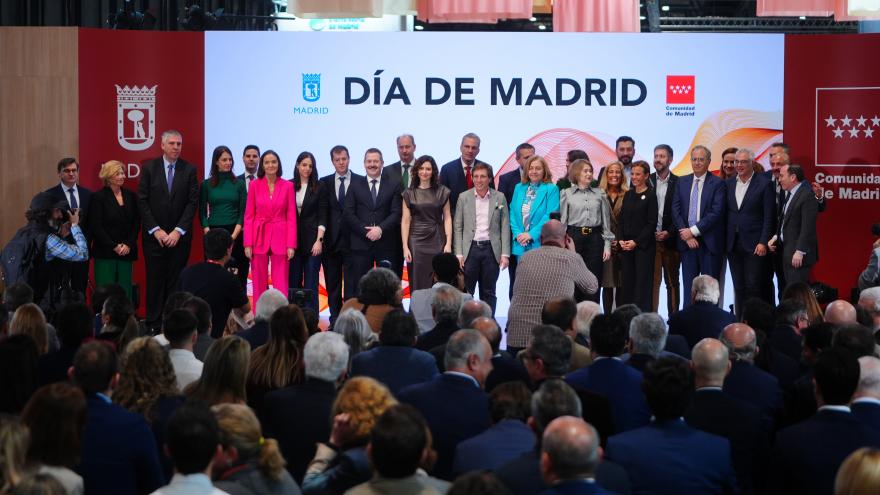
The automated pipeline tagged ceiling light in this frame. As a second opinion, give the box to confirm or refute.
[538,24,547,30]
[661,5,670,11]
[529,16,537,22]
[415,24,424,30]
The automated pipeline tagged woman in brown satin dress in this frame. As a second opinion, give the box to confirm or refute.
[599,161,628,314]
[401,155,452,291]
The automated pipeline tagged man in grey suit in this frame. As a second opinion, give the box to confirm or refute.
[769,164,818,289]
[454,163,511,315]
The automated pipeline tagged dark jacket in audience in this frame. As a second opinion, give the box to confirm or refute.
[668,301,736,349]
[350,345,438,395]
[452,419,534,475]
[236,319,271,350]
[565,358,650,434]
[852,399,880,431]
[723,361,783,432]
[415,319,459,352]
[496,449,631,495]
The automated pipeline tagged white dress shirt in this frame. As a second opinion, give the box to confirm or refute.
[169,349,203,390]
[473,189,491,241]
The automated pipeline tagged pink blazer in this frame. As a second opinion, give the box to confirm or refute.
[244,177,297,255]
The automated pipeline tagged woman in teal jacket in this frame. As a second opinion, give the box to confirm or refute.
[510,155,560,258]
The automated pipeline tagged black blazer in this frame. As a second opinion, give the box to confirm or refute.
[318,172,363,252]
[295,180,329,251]
[779,183,819,266]
[498,169,521,206]
[137,157,199,240]
[46,183,93,234]
[618,187,658,250]
[439,157,491,215]
[726,173,775,253]
[343,172,402,253]
[649,172,678,248]
[89,186,140,260]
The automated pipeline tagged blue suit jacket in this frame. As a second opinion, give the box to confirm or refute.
[671,173,726,254]
[76,395,164,495]
[509,182,561,257]
[398,373,491,480]
[668,301,736,349]
[452,419,535,475]
[439,158,490,216]
[565,358,650,433]
[46,183,93,232]
[723,361,783,432]
[343,172,402,253]
[852,400,880,432]
[498,169,522,206]
[725,173,775,252]
[771,409,880,495]
[606,419,737,495]
[350,345,439,395]
[541,480,614,495]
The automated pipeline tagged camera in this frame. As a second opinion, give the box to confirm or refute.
[288,288,313,307]
[872,223,880,236]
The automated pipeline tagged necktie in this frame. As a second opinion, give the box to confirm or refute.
[166,164,175,193]
[67,188,78,209]
[370,179,378,206]
[465,165,473,189]
[246,174,254,192]
[402,164,410,189]
[688,177,700,226]
[338,177,346,208]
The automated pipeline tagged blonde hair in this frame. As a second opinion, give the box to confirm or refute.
[520,155,553,184]
[10,303,48,354]
[332,377,397,444]
[114,337,180,422]
[213,403,286,481]
[599,161,629,193]
[186,336,250,406]
[835,448,880,494]
[99,160,125,185]
[0,415,29,493]
[568,159,593,185]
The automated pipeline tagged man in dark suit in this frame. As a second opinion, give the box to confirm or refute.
[852,355,880,431]
[726,149,775,316]
[45,157,93,295]
[769,164,818,290]
[686,338,768,495]
[416,284,462,352]
[237,144,260,192]
[344,148,403,296]
[606,358,738,494]
[720,323,783,431]
[540,417,611,495]
[397,329,493,480]
[383,134,416,189]
[350,309,439,394]
[497,143,535,206]
[71,342,164,495]
[668,275,736,349]
[650,144,681,315]
[137,130,199,330]
[623,313,686,373]
[770,299,809,363]
[770,348,880,495]
[319,145,363,322]
[262,331,348,483]
[439,132,491,216]
[671,145,726,306]
[471,316,529,392]
[565,313,651,433]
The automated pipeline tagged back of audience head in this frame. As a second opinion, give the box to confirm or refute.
[255,289,288,323]
[3,282,33,313]
[525,325,571,380]
[858,287,880,322]
[102,293,135,329]
[113,337,179,420]
[187,336,250,405]
[612,304,641,331]
[91,283,125,317]
[166,402,221,476]
[691,275,720,305]
[590,313,627,357]
[71,341,117,396]
[720,323,758,364]
[628,313,667,358]
[489,381,531,424]
[182,296,212,336]
[204,227,232,262]
[531,379,582,437]
[163,308,198,349]
[444,329,493,387]
[21,383,86,469]
[741,297,774,335]
[162,291,194,322]
[471,317,501,354]
[0,415,29,492]
[813,347,860,406]
[803,322,836,365]
[368,404,429,479]
[540,220,567,245]
[55,303,93,349]
[447,471,512,495]
[540,416,601,485]
[332,377,397,447]
[379,309,419,347]
[642,357,694,420]
[782,281,824,323]
[835,447,880,495]
[825,299,858,326]
[358,268,401,306]
[301,307,319,337]
[250,305,308,389]
[458,299,492,329]
[691,338,730,387]
[832,324,876,358]
[775,299,810,330]
[333,308,374,357]
[10,304,48,355]
[0,335,39,414]
[855,356,880,401]
[542,298,578,334]
[213,403,286,481]
[9,472,66,495]
[304,331,349,384]
[432,252,463,287]
[432,284,462,324]
[574,301,601,341]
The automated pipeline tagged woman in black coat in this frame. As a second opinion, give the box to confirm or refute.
[617,161,658,312]
[90,160,140,300]
[289,151,329,312]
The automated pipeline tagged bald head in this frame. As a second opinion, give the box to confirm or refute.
[540,416,601,484]
[825,300,857,325]
[472,317,501,353]
[720,323,757,363]
[691,338,731,387]
[855,356,880,400]
[540,220,567,245]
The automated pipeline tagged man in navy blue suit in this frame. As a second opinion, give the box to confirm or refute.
[770,348,880,495]
[343,148,403,296]
[720,323,783,431]
[668,275,736,349]
[725,149,775,316]
[45,157,93,295]
[606,357,738,495]
[71,341,164,495]
[439,132,491,216]
[672,145,726,306]
[852,355,880,432]
[539,417,610,495]
[384,134,416,189]
[498,143,535,206]
[397,329,493,480]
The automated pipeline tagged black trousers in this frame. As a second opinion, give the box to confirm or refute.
[464,241,500,315]
[618,244,656,313]
[347,248,402,299]
[728,237,766,317]
[507,254,518,299]
[322,248,347,322]
[569,227,604,303]
[144,237,191,329]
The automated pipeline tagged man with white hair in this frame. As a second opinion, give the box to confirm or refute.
[262,331,349,482]
[851,355,880,431]
[858,287,880,337]
[236,288,289,350]
[574,301,601,345]
[416,283,463,351]
[623,313,685,372]
[668,275,736,349]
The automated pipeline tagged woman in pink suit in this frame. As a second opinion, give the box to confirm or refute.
[244,150,297,310]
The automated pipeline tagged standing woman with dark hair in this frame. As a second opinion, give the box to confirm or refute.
[200,145,248,288]
[401,155,452,292]
[617,161,658,312]
[244,150,297,310]
[290,151,329,312]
